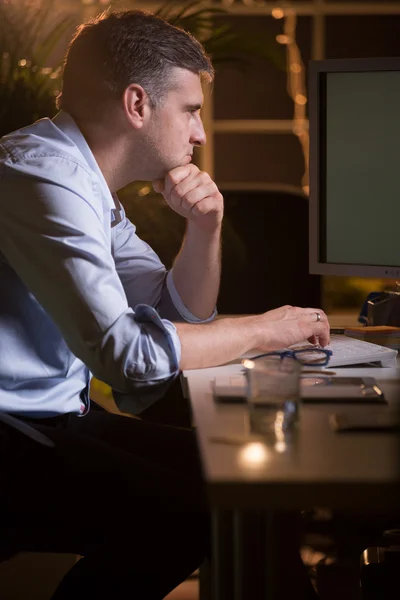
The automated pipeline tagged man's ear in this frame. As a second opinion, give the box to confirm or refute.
[123,84,149,129]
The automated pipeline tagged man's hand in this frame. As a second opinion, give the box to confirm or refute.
[175,305,330,371]
[153,165,223,233]
[251,306,330,351]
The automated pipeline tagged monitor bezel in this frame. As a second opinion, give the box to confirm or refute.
[309,56,400,279]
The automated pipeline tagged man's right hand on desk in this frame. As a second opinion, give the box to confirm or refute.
[253,305,330,351]
[176,305,330,370]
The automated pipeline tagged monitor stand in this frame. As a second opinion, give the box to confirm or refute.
[367,284,400,326]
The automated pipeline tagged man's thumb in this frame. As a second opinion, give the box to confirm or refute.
[152,179,164,194]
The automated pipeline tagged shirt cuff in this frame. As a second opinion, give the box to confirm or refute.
[134,303,181,370]
[166,270,217,324]
[112,304,181,415]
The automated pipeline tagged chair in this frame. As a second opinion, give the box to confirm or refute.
[217,187,322,314]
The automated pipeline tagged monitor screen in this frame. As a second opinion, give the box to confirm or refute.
[309,57,400,279]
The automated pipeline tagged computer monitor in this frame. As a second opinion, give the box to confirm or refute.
[309,57,400,279]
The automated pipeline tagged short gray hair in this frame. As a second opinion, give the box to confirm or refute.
[58,9,214,116]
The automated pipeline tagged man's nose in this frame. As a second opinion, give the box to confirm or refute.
[191,117,206,147]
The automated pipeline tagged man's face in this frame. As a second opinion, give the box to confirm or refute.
[140,68,206,180]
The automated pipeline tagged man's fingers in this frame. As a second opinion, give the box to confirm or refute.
[189,195,223,217]
[154,164,223,231]
[309,321,330,347]
[153,165,197,198]
[171,172,210,206]
[178,184,219,213]
[298,310,330,347]
[164,165,197,197]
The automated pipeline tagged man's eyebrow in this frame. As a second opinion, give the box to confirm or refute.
[185,103,202,111]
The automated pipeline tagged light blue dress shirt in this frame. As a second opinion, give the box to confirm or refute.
[0,111,215,418]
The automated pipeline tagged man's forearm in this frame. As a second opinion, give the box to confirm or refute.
[175,306,331,371]
[175,315,259,370]
[153,164,223,319]
[171,221,221,320]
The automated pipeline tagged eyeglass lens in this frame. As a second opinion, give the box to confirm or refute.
[293,350,328,365]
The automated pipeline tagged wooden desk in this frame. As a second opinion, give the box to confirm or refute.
[183,362,400,599]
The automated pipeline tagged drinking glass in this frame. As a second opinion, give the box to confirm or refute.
[243,356,301,435]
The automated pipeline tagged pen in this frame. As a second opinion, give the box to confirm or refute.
[302,370,337,376]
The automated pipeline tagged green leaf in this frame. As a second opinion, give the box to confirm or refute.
[0,0,72,137]
[149,0,285,71]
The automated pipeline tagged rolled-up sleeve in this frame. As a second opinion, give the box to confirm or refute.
[112,304,181,414]
[0,158,180,402]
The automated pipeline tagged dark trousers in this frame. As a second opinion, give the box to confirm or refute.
[0,406,210,599]
[0,399,319,600]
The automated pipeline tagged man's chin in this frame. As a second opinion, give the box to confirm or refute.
[168,157,191,169]
[152,158,192,180]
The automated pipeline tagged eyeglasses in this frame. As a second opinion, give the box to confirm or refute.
[251,347,332,367]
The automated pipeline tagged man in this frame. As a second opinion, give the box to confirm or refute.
[0,9,329,599]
